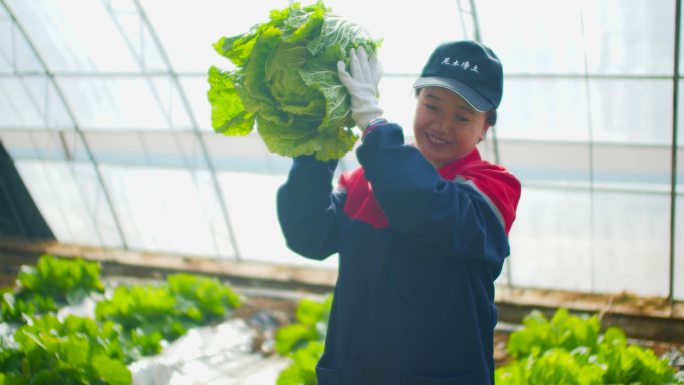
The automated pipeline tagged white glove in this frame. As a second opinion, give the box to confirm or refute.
[337,47,383,130]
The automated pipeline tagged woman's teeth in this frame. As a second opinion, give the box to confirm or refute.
[427,134,448,144]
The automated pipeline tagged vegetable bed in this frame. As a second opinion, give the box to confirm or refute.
[0,255,242,385]
[271,296,684,385]
[1,256,682,385]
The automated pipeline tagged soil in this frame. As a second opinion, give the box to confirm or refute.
[493,332,513,368]
[0,272,16,290]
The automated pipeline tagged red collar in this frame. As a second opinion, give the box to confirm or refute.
[437,148,482,180]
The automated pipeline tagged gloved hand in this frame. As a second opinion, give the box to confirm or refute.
[337,47,383,130]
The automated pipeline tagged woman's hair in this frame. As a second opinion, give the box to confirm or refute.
[415,88,498,126]
[486,110,497,126]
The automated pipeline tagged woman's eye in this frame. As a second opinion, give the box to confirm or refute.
[424,104,438,111]
[455,115,470,123]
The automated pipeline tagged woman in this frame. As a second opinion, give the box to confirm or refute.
[277,40,521,385]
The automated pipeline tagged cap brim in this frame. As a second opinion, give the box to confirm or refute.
[413,77,493,112]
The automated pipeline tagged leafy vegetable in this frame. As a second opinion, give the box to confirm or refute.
[277,341,324,385]
[1,255,104,324]
[95,273,241,359]
[275,295,331,355]
[95,285,183,358]
[496,308,682,385]
[18,255,104,300]
[3,314,130,385]
[167,273,241,322]
[0,257,244,385]
[0,337,23,380]
[207,1,381,160]
[597,327,681,384]
[1,289,56,324]
[506,308,601,358]
[496,348,605,385]
[275,295,332,385]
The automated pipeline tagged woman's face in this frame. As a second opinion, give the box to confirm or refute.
[413,87,489,168]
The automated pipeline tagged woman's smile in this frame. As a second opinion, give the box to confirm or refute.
[424,132,452,146]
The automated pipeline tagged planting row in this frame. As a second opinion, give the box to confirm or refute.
[0,255,241,385]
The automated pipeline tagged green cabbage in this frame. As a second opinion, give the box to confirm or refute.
[207,1,381,161]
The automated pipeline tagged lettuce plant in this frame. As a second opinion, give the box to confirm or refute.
[506,308,601,358]
[207,1,381,160]
[95,273,241,359]
[1,255,104,324]
[496,308,682,385]
[2,314,130,385]
[275,295,332,355]
[275,295,332,385]
[277,341,324,385]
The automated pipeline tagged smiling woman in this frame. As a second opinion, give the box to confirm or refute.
[278,40,521,385]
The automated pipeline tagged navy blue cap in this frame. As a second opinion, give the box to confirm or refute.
[413,40,503,112]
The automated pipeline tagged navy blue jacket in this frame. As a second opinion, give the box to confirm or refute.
[277,122,521,385]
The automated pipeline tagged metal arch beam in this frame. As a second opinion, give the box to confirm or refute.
[468,0,503,177]
[469,0,482,43]
[129,0,242,260]
[456,0,499,163]
[1,0,129,249]
[456,0,482,49]
[669,0,681,307]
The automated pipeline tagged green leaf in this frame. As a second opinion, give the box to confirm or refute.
[276,364,304,385]
[276,341,324,385]
[0,373,28,385]
[283,5,324,43]
[0,339,24,376]
[9,255,103,321]
[167,273,240,322]
[30,366,85,385]
[597,342,678,384]
[207,66,255,135]
[130,329,163,356]
[499,308,682,385]
[62,335,89,367]
[600,326,626,348]
[213,33,258,67]
[275,324,317,356]
[91,353,131,385]
[16,266,38,291]
[495,358,528,385]
[507,308,601,359]
[295,298,325,326]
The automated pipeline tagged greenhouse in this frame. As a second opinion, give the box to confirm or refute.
[0,0,682,384]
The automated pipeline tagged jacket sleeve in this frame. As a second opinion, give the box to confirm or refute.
[276,155,345,260]
[356,123,520,264]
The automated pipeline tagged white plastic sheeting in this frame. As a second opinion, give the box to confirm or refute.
[129,319,288,385]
